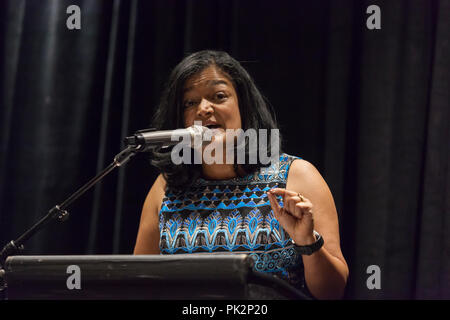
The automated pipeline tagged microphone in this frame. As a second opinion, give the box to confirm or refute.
[124,125,207,151]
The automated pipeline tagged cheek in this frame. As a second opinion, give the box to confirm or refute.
[183,110,194,127]
[235,108,242,126]
[226,102,241,127]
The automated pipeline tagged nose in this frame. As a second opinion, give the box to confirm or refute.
[197,98,214,118]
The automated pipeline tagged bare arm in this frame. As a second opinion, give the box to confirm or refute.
[268,159,349,299]
[133,174,166,255]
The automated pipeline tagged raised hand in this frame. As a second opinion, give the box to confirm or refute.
[267,188,316,246]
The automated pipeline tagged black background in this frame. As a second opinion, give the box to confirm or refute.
[0,0,449,299]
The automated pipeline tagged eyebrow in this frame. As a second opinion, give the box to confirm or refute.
[183,80,230,93]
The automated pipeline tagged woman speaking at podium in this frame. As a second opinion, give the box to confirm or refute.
[133,50,349,300]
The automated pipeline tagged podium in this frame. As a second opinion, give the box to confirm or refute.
[2,254,310,300]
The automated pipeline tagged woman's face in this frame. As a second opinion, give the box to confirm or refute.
[183,65,242,145]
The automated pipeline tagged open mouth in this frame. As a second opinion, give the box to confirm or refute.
[205,124,221,129]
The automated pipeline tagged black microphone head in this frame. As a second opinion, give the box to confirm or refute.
[123,136,138,146]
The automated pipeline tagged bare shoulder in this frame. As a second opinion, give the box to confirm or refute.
[143,174,167,214]
[288,158,320,178]
[134,174,166,254]
[286,159,327,192]
[154,173,167,195]
[153,173,167,192]
[286,158,334,217]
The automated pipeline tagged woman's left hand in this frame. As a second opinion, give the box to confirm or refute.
[267,188,316,246]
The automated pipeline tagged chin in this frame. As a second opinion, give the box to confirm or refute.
[210,133,226,146]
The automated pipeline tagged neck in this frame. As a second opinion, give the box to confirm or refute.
[201,163,237,180]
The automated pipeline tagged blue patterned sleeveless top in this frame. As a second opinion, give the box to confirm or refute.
[159,153,311,296]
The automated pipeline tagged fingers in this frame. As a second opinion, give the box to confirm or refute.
[268,188,285,195]
[267,188,315,244]
[294,202,313,219]
[266,191,282,217]
[267,191,297,235]
[268,188,313,219]
[270,188,311,204]
[269,188,307,198]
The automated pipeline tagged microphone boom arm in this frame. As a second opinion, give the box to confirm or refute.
[0,145,140,271]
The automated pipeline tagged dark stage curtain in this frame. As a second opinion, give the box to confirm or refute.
[0,0,448,299]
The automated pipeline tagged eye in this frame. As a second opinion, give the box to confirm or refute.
[184,99,197,108]
[215,92,228,101]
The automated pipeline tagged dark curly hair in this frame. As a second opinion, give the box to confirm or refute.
[150,50,281,190]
